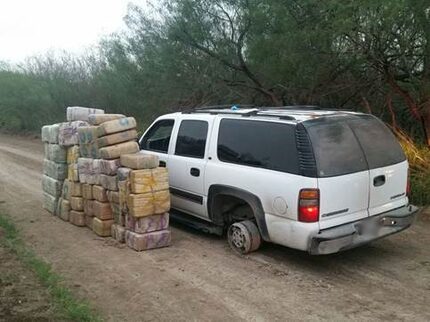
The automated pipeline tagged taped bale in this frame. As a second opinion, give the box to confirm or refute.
[43,159,67,180]
[153,190,171,214]
[107,191,120,204]
[59,121,89,146]
[78,126,99,145]
[126,213,169,234]
[118,181,129,212]
[111,224,126,243]
[99,141,139,160]
[120,153,158,170]
[70,196,84,211]
[111,202,121,219]
[59,199,71,222]
[67,106,104,122]
[46,144,67,163]
[127,193,154,218]
[93,201,113,220]
[67,146,80,164]
[92,218,113,237]
[42,193,58,214]
[92,185,108,202]
[125,230,171,251]
[42,175,63,198]
[88,113,125,125]
[69,210,86,227]
[70,181,82,197]
[97,129,138,148]
[61,179,71,200]
[117,167,131,181]
[79,142,100,159]
[41,124,60,143]
[82,184,94,200]
[99,159,121,175]
[85,215,94,229]
[68,164,79,182]
[129,167,169,194]
[113,207,125,226]
[96,117,136,137]
[99,174,118,191]
[83,199,95,217]
[151,168,169,192]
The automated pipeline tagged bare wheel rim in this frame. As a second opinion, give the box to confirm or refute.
[228,221,261,255]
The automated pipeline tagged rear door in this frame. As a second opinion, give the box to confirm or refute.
[348,117,408,216]
[306,122,370,229]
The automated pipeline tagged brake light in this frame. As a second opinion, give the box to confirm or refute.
[406,170,411,197]
[298,189,320,223]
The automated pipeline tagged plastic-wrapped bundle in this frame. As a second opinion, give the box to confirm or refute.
[120,153,158,170]
[96,117,136,137]
[82,184,94,200]
[99,141,139,160]
[126,213,169,234]
[92,218,113,237]
[99,159,121,175]
[66,106,104,122]
[117,167,131,182]
[67,146,80,164]
[68,164,79,182]
[59,121,89,146]
[70,196,84,211]
[42,192,58,214]
[42,175,63,198]
[46,144,67,163]
[43,159,67,180]
[118,181,129,213]
[70,181,82,197]
[78,126,99,145]
[83,199,95,217]
[61,179,71,200]
[97,129,138,148]
[58,198,71,221]
[129,167,169,194]
[125,230,171,251]
[92,185,108,202]
[41,124,60,143]
[107,190,120,204]
[69,210,86,227]
[99,174,118,191]
[111,224,126,243]
[77,157,93,176]
[153,190,171,214]
[80,143,100,159]
[94,201,113,220]
[88,113,125,125]
[127,192,154,217]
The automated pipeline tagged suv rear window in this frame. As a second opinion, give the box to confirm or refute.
[217,119,299,174]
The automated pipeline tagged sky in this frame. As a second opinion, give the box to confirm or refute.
[0,0,148,63]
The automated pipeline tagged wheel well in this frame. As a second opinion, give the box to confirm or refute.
[211,194,255,227]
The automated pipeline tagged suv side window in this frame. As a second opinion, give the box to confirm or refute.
[140,119,174,153]
[175,120,208,159]
[217,119,299,174]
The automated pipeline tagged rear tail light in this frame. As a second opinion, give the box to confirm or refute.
[406,170,411,197]
[298,189,320,223]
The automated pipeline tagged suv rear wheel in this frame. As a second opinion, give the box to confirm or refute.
[227,220,261,255]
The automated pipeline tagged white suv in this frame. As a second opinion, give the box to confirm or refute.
[139,106,418,255]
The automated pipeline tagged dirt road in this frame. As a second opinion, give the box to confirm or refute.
[0,134,429,321]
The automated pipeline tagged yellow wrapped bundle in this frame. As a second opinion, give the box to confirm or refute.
[93,201,113,220]
[82,184,94,200]
[88,113,125,125]
[96,117,136,137]
[92,185,108,202]
[151,168,169,191]
[67,146,80,164]
[97,129,138,148]
[120,153,158,170]
[118,181,129,212]
[70,181,82,197]
[70,196,84,211]
[127,193,154,218]
[99,141,139,160]
[69,210,85,227]
[92,218,114,237]
[129,167,169,194]
[153,190,171,214]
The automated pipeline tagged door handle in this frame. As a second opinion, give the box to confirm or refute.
[159,160,166,167]
[190,168,200,177]
[373,175,386,187]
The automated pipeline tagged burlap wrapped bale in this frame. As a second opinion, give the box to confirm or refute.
[43,159,67,180]
[99,159,121,175]
[82,184,94,200]
[69,210,86,227]
[83,199,95,217]
[42,192,58,214]
[92,185,108,202]
[88,113,125,125]
[126,213,169,234]
[97,129,138,148]
[96,117,136,137]
[99,141,139,160]
[58,199,71,222]
[46,144,67,163]
[59,121,88,146]
[99,174,118,191]
[41,124,60,143]
[93,201,113,220]
[92,218,113,237]
[67,106,104,122]
[111,224,126,243]
[70,181,82,197]
[120,153,158,170]
[125,230,171,251]
[67,146,80,164]
[42,175,63,198]
[70,196,84,211]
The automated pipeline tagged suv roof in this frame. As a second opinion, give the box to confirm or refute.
[174,105,366,123]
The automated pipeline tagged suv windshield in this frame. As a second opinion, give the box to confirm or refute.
[306,115,406,177]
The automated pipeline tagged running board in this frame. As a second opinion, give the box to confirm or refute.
[170,209,224,236]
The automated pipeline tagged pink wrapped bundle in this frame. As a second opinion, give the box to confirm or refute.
[125,213,169,234]
[125,230,171,252]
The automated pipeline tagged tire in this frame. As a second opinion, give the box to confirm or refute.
[227,220,261,255]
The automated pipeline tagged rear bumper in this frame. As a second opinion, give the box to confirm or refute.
[309,205,419,255]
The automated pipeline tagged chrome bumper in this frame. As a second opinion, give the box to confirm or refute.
[309,205,419,255]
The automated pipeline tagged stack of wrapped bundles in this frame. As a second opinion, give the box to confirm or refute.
[88,116,139,237]
[119,153,171,251]
[41,124,67,215]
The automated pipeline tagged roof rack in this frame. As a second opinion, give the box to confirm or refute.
[181,104,256,114]
[259,105,322,110]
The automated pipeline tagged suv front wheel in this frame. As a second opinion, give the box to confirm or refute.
[227,220,261,255]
